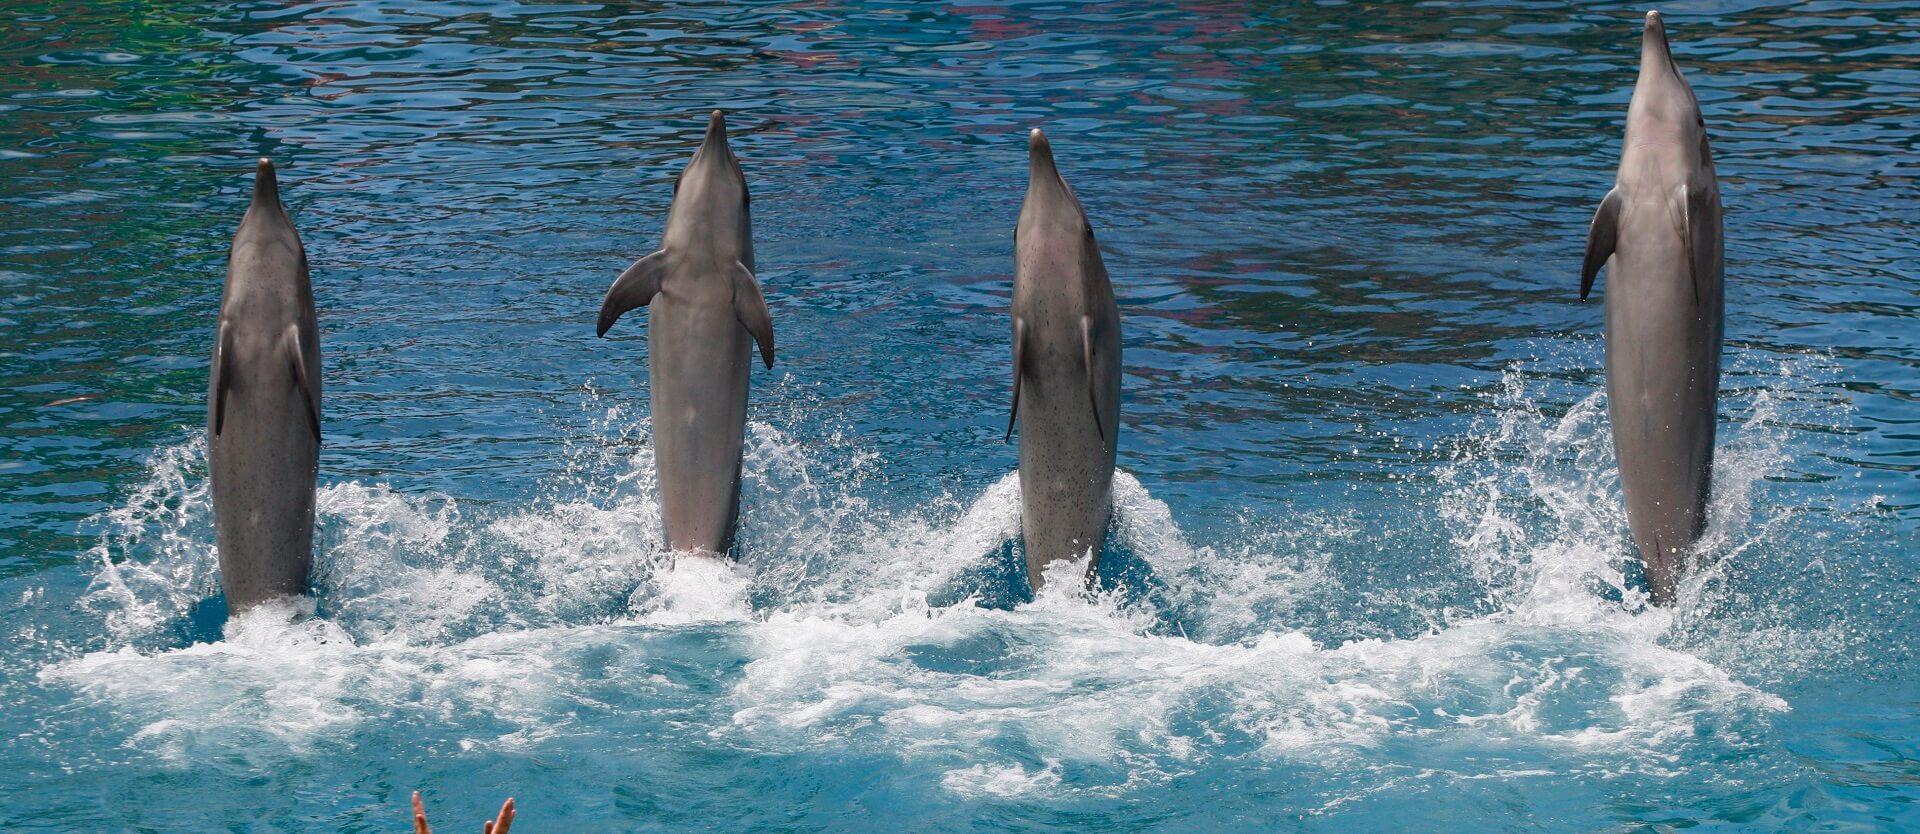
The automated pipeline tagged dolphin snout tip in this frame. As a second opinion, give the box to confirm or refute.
[251,158,278,199]
[1027,128,1053,161]
[701,111,731,149]
[1641,9,1672,54]
[1026,128,1061,182]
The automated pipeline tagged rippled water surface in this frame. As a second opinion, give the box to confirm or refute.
[2,0,1916,830]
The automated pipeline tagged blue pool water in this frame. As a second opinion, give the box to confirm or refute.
[1,0,1916,830]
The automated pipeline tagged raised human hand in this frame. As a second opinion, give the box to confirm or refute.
[412,790,515,834]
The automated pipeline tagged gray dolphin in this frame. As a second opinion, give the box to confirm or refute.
[1007,129,1122,591]
[208,159,322,613]
[1580,11,1724,605]
[598,111,775,558]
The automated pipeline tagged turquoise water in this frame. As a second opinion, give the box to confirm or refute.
[3,0,1917,829]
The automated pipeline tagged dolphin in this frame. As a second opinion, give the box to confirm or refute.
[1007,129,1122,591]
[208,158,322,613]
[1580,11,1724,605]
[598,111,775,558]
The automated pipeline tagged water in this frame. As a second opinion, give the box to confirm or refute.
[2,0,1916,829]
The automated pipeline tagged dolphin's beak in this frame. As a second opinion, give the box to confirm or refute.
[703,110,729,150]
[1641,10,1672,66]
[1027,128,1059,186]
[252,157,279,205]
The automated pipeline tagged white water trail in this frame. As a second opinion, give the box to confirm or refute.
[80,433,218,642]
[47,355,1847,797]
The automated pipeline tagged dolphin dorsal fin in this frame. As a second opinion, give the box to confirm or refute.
[730,261,774,370]
[1581,188,1623,300]
[598,250,671,337]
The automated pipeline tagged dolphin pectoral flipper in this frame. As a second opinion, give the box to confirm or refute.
[1081,314,1106,446]
[283,324,320,443]
[729,261,774,370]
[1689,184,1720,311]
[598,250,671,337]
[1581,188,1623,301]
[1668,183,1702,306]
[212,318,236,436]
[1007,315,1027,443]
[1674,182,1718,308]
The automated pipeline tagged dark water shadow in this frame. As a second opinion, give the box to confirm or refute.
[170,594,228,646]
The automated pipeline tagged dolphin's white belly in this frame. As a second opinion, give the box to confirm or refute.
[648,290,751,555]
[1603,201,1721,598]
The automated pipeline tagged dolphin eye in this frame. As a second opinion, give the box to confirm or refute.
[672,171,684,194]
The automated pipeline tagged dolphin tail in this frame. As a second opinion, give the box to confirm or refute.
[729,261,774,369]
[599,250,670,336]
[1581,188,1622,301]
[1007,315,1027,442]
[1081,315,1106,446]
[283,324,321,443]
[212,317,236,435]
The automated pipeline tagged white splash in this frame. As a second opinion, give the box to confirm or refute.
[632,555,751,625]
[80,433,217,642]
[47,356,1846,799]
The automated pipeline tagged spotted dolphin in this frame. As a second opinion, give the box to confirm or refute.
[1007,129,1122,591]
[598,111,775,558]
[1580,11,1724,605]
[208,159,322,613]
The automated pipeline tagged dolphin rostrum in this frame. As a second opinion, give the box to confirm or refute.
[1580,11,1724,605]
[209,158,322,613]
[598,111,775,558]
[1007,129,1122,591]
